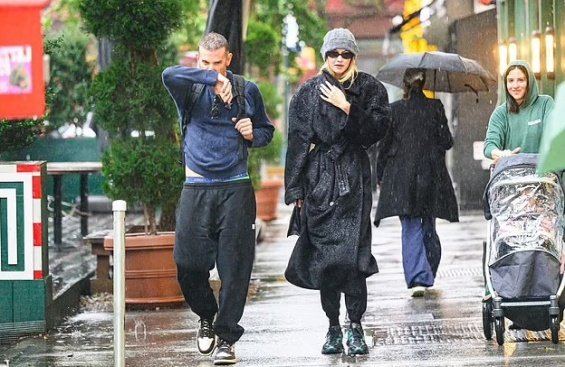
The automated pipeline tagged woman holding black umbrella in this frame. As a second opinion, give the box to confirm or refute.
[284,28,391,356]
[374,68,459,298]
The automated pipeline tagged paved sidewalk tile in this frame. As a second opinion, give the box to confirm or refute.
[2,209,565,366]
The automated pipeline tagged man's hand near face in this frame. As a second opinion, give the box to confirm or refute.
[215,73,233,105]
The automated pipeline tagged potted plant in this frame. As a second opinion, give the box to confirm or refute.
[79,0,185,305]
[243,19,285,221]
[250,130,284,221]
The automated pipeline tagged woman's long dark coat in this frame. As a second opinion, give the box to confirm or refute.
[374,90,459,224]
[284,71,391,291]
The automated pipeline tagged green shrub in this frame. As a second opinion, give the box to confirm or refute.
[79,0,183,52]
[258,81,282,121]
[0,120,43,154]
[245,20,280,77]
[89,60,175,138]
[248,128,284,190]
[102,138,184,233]
[247,81,284,190]
[80,0,185,233]
[43,25,94,131]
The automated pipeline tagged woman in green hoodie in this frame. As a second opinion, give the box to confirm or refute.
[484,60,554,161]
[482,61,556,320]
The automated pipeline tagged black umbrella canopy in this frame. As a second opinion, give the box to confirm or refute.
[376,51,496,94]
[205,0,244,74]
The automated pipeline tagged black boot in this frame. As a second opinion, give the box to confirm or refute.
[321,325,344,354]
[346,322,368,355]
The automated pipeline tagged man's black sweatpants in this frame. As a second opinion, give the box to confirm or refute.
[174,180,256,344]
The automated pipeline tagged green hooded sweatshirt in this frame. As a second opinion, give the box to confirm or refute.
[483,60,554,159]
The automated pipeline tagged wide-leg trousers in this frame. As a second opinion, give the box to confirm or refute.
[400,216,441,288]
[174,181,256,344]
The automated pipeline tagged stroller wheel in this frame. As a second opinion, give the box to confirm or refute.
[482,300,493,340]
[495,317,505,345]
[550,316,560,344]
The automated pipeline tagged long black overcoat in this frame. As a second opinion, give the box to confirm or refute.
[374,90,459,224]
[284,70,391,291]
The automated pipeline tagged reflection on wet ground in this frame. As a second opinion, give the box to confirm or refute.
[2,210,565,366]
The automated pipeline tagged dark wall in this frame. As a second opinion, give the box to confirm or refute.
[449,9,498,211]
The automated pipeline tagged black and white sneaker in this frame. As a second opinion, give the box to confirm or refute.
[197,319,215,355]
[214,339,237,365]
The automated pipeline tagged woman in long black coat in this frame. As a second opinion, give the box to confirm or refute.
[284,28,390,356]
[374,68,459,297]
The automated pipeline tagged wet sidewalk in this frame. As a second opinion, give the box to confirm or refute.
[1,205,565,366]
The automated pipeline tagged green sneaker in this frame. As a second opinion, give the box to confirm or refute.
[321,325,344,354]
[346,322,369,355]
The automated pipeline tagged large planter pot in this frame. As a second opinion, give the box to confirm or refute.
[104,232,184,306]
[255,178,283,221]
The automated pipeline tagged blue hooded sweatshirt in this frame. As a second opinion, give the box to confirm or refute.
[162,66,274,179]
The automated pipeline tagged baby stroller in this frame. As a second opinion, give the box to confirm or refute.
[482,153,565,345]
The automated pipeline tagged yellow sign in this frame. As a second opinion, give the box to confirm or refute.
[400,0,438,53]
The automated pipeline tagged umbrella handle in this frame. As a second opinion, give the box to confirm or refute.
[465,83,479,103]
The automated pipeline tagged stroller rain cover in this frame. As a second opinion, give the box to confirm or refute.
[484,154,565,299]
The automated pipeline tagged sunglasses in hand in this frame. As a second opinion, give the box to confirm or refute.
[325,50,354,60]
[210,96,221,119]
[210,96,232,119]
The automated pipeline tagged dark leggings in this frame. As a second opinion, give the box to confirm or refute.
[320,274,368,326]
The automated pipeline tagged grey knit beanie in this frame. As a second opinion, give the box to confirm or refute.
[320,28,359,59]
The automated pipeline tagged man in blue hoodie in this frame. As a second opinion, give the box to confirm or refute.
[162,32,274,365]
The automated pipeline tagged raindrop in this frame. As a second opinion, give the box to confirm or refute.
[70,328,82,343]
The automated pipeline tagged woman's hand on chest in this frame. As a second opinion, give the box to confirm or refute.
[319,81,351,114]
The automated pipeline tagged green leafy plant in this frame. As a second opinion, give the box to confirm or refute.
[242,1,327,191]
[250,0,327,71]
[43,25,94,131]
[248,81,284,190]
[101,139,182,231]
[169,0,208,51]
[0,120,43,154]
[245,19,281,77]
[0,24,92,152]
[257,81,282,120]
[248,128,284,190]
[80,0,185,234]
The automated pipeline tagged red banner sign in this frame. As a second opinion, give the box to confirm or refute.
[0,1,50,120]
